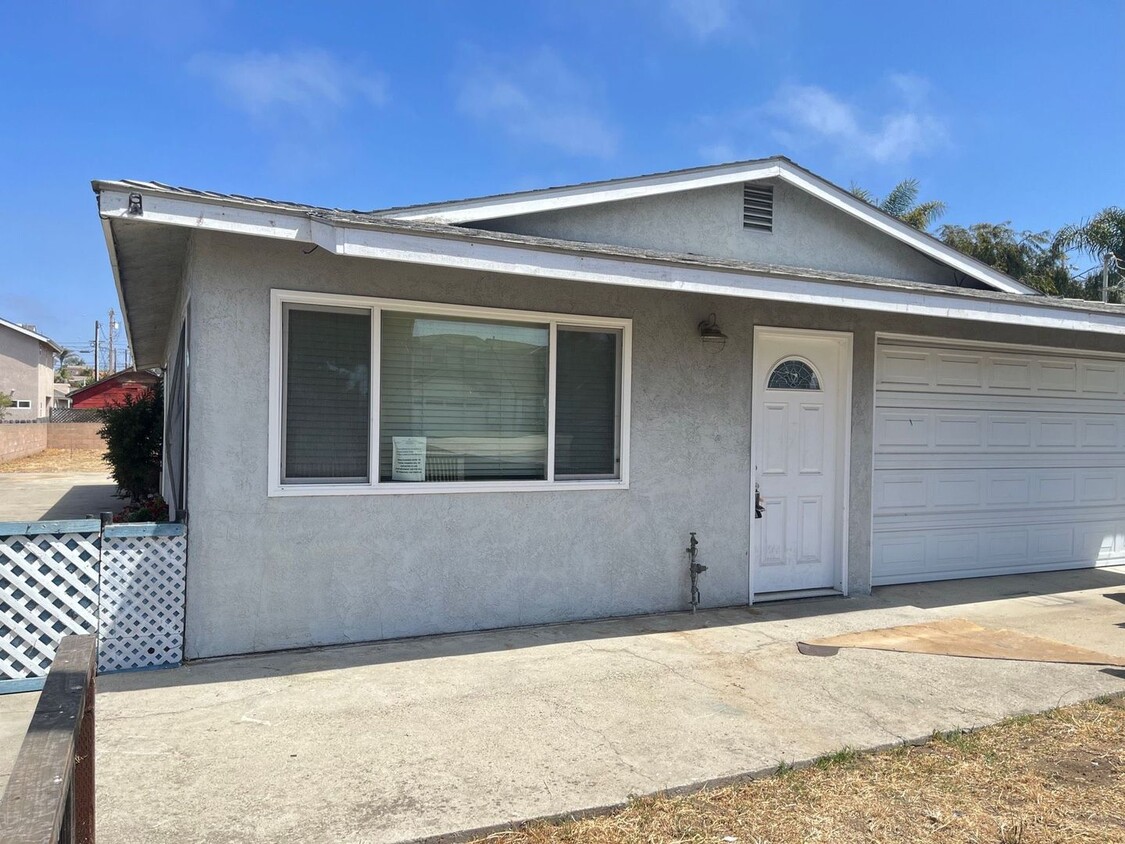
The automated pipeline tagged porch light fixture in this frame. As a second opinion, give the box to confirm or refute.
[698,313,728,351]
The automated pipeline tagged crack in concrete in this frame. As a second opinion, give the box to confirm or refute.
[98,684,293,721]
[537,690,658,789]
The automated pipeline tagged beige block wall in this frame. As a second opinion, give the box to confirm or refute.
[0,425,47,462]
[0,422,102,462]
[46,423,103,450]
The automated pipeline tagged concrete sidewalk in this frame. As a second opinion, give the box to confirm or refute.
[7,566,1123,843]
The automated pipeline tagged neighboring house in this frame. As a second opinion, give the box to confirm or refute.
[93,157,1125,660]
[53,385,72,409]
[69,368,160,409]
[0,316,61,421]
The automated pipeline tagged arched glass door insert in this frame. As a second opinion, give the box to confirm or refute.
[767,359,821,390]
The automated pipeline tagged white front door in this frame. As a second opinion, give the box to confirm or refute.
[752,328,851,595]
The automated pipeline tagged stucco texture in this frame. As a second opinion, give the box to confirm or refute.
[475,180,989,290]
[0,325,55,420]
[182,231,1124,658]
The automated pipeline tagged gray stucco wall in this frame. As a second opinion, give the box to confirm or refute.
[475,180,989,289]
[179,230,1123,659]
[0,327,53,420]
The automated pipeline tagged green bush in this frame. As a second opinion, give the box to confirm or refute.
[99,383,163,503]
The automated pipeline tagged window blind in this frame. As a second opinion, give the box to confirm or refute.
[554,328,620,478]
[283,306,371,481]
[380,312,549,482]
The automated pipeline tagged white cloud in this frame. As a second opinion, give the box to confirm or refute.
[456,49,619,159]
[766,79,947,164]
[188,49,388,127]
[662,0,735,40]
[698,141,737,162]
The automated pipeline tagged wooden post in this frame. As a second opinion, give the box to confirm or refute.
[74,675,95,844]
[0,635,97,844]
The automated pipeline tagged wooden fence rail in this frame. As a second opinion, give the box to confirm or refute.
[0,635,97,844]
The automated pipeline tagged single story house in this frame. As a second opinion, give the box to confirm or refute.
[69,368,160,409]
[93,157,1125,659]
[0,316,61,421]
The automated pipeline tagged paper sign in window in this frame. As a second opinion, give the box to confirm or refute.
[392,437,427,481]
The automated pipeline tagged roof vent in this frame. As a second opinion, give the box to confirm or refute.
[742,184,774,232]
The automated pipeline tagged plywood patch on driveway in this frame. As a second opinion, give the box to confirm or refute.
[798,618,1125,666]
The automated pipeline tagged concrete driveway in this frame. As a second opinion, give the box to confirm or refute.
[0,471,118,521]
[4,566,1123,843]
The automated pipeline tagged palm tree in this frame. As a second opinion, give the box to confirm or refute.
[850,178,946,232]
[56,348,83,379]
[1054,207,1125,301]
[938,222,1073,297]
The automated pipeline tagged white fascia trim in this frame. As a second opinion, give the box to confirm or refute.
[98,216,136,363]
[323,225,1125,337]
[389,162,784,223]
[99,188,313,242]
[0,317,63,354]
[97,188,1125,338]
[386,159,1034,296]
[773,165,1038,296]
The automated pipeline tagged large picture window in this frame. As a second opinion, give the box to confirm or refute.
[269,292,630,495]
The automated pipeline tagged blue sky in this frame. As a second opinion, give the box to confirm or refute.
[1,1,1121,360]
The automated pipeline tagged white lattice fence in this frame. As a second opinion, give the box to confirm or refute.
[99,524,187,672]
[0,521,101,680]
[1,520,187,686]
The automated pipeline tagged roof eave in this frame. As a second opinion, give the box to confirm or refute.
[0,317,62,354]
[95,190,135,366]
[93,182,1125,343]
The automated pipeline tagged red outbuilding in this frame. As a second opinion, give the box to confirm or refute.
[69,369,161,409]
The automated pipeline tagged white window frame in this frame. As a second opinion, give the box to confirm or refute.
[12,399,31,408]
[268,289,632,496]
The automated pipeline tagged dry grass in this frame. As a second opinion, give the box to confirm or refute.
[476,696,1125,844]
[0,449,109,474]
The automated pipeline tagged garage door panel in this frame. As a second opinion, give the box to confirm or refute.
[877,452,1125,471]
[875,406,1124,454]
[873,338,1125,584]
[875,468,1125,516]
[876,503,1125,532]
[934,353,984,388]
[876,344,1125,399]
[872,515,1125,585]
[1081,362,1119,393]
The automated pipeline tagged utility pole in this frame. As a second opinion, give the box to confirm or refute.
[1103,253,1113,304]
[108,308,117,374]
[93,320,100,381]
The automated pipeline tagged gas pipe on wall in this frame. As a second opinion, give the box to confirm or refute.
[686,532,708,612]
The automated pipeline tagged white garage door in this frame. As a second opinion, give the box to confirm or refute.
[872,337,1125,585]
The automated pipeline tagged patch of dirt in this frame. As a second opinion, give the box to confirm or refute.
[472,697,1125,844]
[0,449,109,473]
[1039,746,1122,788]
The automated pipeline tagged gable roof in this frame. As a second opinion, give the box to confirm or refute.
[68,368,159,406]
[0,315,62,354]
[374,156,1038,296]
